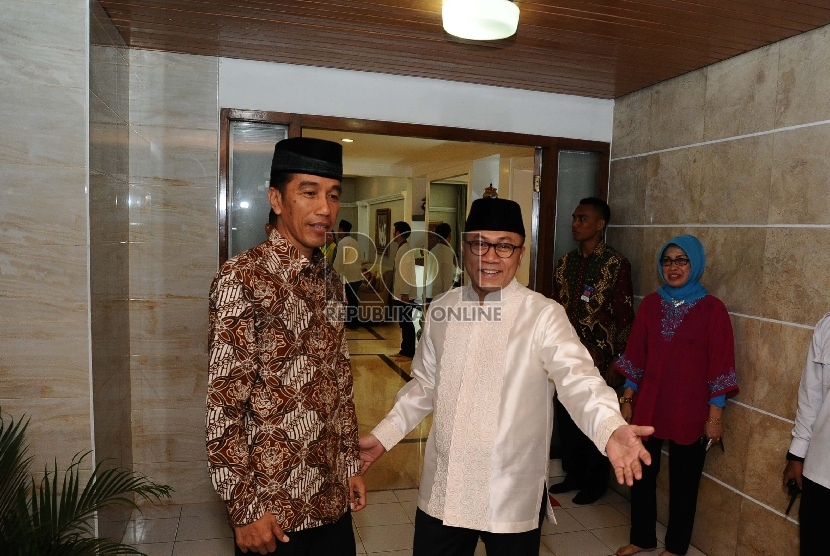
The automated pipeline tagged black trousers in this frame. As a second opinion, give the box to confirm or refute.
[391,298,415,357]
[630,436,706,555]
[344,280,362,328]
[234,512,355,556]
[554,397,610,496]
[800,475,830,556]
[413,508,543,556]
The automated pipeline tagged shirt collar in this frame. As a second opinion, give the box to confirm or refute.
[268,229,327,274]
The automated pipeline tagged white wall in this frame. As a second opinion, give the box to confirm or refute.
[219,59,613,142]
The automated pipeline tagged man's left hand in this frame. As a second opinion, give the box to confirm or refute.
[348,475,367,512]
[606,424,654,486]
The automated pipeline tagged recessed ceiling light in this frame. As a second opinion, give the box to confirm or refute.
[341,138,354,143]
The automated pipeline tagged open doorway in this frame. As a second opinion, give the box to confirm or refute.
[219,110,610,491]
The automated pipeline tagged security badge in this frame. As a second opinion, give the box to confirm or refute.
[580,285,595,303]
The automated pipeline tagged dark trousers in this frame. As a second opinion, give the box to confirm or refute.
[413,508,543,556]
[392,298,415,357]
[234,512,355,556]
[800,475,830,556]
[344,281,362,328]
[630,436,706,555]
[554,397,610,496]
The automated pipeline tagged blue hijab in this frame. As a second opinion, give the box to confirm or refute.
[656,234,708,305]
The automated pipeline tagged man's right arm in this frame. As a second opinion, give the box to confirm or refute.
[361,313,438,472]
[206,267,265,526]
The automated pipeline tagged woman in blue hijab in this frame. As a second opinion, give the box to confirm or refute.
[613,234,739,556]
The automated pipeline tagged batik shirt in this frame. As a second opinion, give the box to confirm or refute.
[207,231,360,531]
[552,242,634,372]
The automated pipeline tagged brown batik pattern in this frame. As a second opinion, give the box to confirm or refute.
[207,232,360,531]
[552,242,635,372]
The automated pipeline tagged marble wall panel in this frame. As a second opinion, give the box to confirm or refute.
[694,227,766,317]
[90,44,120,115]
[690,477,742,556]
[742,411,796,513]
[0,164,88,246]
[611,88,652,159]
[644,148,702,225]
[129,49,220,73]
[132,407,206,463]
[649,70,707,152]
[735,499,800,556]
[775,25,830,128]
[132,461,218,505]
[0,244,89,305]
[132,353,208,410]
[129,299,209,356]
[90,120,129,181]
[0,396,93,474]
[703,44,779,141]
[90,0,127,48]
[753,322,812,421]
[760,227,830,326]
[608,156,647,226]
[129,184,217,245]
[0,82,87,168]
[698,135,773,225]
[89,171,130,245]
[129,126,219,188]
[730,315,759,406]
[703,402,752,490]
[605,226,644,300]
[0,0,87,89]
[768,123,830,225]
[129,240,217,300]
[129,63,218,130]
[90,243,129,299]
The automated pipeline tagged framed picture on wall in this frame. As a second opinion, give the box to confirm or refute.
[375,208,391,253]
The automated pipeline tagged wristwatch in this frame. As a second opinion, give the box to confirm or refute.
[619,396,633,404]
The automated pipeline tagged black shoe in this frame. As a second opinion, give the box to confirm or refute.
[572,488,606,505]
[548,476,579,494]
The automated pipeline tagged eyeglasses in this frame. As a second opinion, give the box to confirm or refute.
[465,240,522,258]
[660,257,690,267]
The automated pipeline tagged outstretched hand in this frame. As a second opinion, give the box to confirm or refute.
[606,425,654,486]
[358,434,387,475]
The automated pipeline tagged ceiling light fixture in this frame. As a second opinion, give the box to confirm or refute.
[341,138,354,143]
[442,0,520,41]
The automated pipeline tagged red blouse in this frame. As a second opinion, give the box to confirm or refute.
[614,293,739,444]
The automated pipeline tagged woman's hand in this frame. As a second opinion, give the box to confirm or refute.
[620,402,633,423]
[704,419,723,441]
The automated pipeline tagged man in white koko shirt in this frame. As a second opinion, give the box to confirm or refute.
[359,197,653,556]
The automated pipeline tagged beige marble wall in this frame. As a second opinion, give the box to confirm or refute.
[608,23,830,554]
[128,49,219,504]
[0,0,93,473]
[89,0,132,534]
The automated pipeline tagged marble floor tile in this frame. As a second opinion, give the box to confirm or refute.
[352,502,411,528]
[567,504,630,530]
[131,542,174,556]
[366,490,400,504]
[122,517,179,545]
[542,509,585,535]
[541,529,614,556]
[176,513,233,541]
[394,488,419,503]
[356,523,415,552]
[590,524,631,552]
[172,537,234,556]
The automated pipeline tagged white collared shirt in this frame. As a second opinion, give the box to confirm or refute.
[333,235,364,284]
[789,312,830,489]
[372,280,626,533]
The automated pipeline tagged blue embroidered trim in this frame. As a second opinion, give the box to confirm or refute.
[660,298,701,341]
[708,368,738,395]
[617,354,644,381]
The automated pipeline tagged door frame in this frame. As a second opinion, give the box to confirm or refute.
[219,108,609,296]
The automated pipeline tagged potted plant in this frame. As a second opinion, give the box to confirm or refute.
[0,407,172,555]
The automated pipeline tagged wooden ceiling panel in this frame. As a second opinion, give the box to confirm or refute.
[99,0,830,98]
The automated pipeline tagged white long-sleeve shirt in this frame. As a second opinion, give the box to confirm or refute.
[392,240,417,300]
[429,242,457,298]
[789,312,830,489]
[372,280,626,533]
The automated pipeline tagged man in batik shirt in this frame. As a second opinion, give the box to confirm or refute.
[549,197,635,505]
[207,137,365,556]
